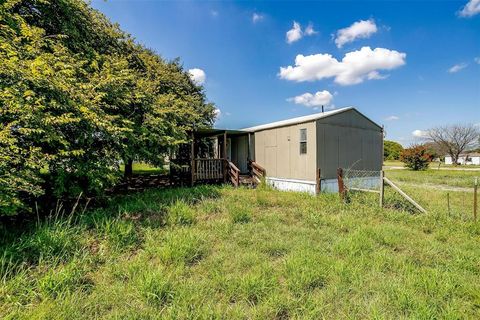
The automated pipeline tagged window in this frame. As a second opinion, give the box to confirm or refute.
[299,128,307,154]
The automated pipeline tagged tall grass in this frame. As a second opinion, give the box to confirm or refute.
[1,184,479,318]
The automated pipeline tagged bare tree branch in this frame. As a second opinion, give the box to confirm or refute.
[426,124,480,164]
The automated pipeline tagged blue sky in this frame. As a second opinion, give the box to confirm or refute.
[91,0,479,145]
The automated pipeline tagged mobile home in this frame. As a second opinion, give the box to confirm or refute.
[174,107,383,194]
[244,107,383,193]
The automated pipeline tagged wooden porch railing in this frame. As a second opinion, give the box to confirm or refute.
[227,161,240,187]
[187,158,265,188]
[249,160,266,183]
[194,158,224,181]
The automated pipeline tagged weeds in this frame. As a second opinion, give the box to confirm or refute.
[166,200,196,226]
[153,228,207,265]
[0,185,479,319]
[136,269,175,306]
[93,215,140,251]
[17,218,84,264]
[38,260,93,298]
[228,204,252,224]
[284,251,329,294]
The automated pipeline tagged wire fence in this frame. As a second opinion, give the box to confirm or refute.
[339,168,478,220]
[343,169,382,192]
[392,182,477,220]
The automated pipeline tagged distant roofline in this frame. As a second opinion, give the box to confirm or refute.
[241,107,381,132]
[445,152,480,157]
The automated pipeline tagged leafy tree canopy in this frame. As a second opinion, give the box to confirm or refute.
[0,0,215,215]
[383,140,404,161]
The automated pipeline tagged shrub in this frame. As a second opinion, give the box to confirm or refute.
[400,145,431,170]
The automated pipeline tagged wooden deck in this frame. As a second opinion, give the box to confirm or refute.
[171,128,266,188]
[170,157,265,188]
[194,158,225,181]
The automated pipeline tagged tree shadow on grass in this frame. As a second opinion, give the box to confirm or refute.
[0,185,222,280]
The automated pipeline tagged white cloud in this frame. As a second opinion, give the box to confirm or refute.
[458,0,480,17]
[286,21,303,44]
[385,115,399,121]
[305,23,317,36]
[334,19,378,48]
[210,10,218,17]
[252,13,264,23]
[474,57,480,64]
[412,129,428,138]
[367,70,389,80]
[448,63,468,73]
[286,21,317,44]
[188,68,206,85]
[214,108,221,118]
[287,90,334,108]
[279,46,406,86]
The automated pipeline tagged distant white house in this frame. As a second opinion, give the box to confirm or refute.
[444,152,480,165]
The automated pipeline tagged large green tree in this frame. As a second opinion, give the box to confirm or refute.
[383,140,404,161]
[0,0,215,215]
[119,48,215,177]
[1,0,131,212]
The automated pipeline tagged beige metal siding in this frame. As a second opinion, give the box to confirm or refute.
[254,121,317,181]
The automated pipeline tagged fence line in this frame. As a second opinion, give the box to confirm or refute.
[338,167,479,220]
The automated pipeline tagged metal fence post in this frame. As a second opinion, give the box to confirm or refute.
[316,168,321,195]
[474,177,478,221]
[379,170,384,207]
[337,168,345,201]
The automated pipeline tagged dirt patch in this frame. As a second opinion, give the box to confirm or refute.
[384,166,480,171]
[395,181,473,192]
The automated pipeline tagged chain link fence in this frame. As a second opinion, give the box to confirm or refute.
[343,169,382,192]
[340,167,478,219]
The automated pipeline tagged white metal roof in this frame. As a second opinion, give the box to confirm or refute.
[242,107,355,132]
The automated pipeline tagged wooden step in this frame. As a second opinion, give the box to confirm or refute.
[238,175,259,188]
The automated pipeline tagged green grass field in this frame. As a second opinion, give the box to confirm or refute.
[383,160,404,167]
[386,169,479,189]
[384,168,479,220]
[384,160,480,169]
[1,184,479,319]
[119,162,167,175]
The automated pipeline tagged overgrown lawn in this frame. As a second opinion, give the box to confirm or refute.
[1,186,479,318]
[386,169,479,188]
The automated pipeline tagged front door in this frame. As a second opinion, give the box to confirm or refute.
[227,138,232,161]
[235,136,248,173]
